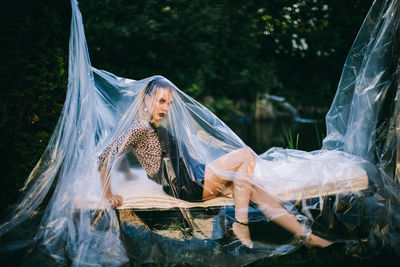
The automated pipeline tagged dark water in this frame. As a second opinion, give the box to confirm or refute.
[227,119,326,154]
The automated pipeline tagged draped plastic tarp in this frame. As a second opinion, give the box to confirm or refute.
[0,0,399,265]
[323,0,400,255]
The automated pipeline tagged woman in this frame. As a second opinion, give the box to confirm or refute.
[99,77,332,249]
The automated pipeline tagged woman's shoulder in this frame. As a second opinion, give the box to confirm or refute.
[123,119,152,136]
[132,119,151,129]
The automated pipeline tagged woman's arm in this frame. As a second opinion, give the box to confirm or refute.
[98,121,147,207]
[100,165,122,207]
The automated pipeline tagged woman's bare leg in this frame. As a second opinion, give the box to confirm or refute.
[250,185,332,247]
[203,148,255,247]
[203,148,332,248]
[232,154,255,247]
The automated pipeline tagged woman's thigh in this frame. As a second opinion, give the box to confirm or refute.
[202,148,254,200]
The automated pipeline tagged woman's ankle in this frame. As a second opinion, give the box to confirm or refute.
[232,222,253,248]
[234,219,249,226]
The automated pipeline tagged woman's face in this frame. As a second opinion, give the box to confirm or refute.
[145,87,173,123]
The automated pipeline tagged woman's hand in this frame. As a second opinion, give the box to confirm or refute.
[105,194,123,208]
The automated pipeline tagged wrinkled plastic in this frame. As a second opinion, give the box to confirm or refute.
[0,0,399,266]
[323,0,400,255]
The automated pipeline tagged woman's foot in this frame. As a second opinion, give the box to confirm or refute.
[232,222,253,248]
[299,232,333,249]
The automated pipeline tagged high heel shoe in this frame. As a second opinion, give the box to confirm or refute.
[296,231,333,249]
[232,221,254,248]
[296,231,313,249]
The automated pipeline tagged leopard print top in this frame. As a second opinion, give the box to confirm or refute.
[98,120,163,179]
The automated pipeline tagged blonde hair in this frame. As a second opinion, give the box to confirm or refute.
[138,77,173,121]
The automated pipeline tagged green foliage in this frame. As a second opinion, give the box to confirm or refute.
[254,0,372,107]
[79,0,371,109]
[0,0,70,211]
[203,98,245,122]
[79,0,280,102]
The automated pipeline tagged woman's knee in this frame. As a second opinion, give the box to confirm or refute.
[237,148,255,165]
[236,147,253,157]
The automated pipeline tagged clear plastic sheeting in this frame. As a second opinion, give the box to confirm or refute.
[323,0,400,256]
[0,0,399,266]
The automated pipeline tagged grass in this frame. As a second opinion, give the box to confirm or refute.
[314,123,324,148]
[281,128,299,149]
[281,123,325,150]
